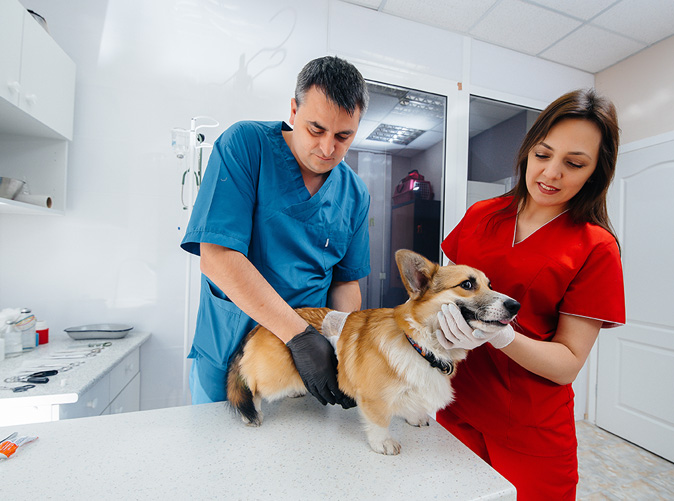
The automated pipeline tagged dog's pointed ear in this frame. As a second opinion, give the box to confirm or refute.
[395,249,438,300]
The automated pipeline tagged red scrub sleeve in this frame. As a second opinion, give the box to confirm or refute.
[441,214,468,263]
[559,239,625,328]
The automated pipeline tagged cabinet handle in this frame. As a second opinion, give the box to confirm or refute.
[7,81,21,94]
[25,93,37,105]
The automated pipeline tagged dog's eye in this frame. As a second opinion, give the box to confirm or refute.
[460,280,473,290]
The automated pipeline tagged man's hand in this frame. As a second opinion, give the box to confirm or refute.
[286,325,356,408]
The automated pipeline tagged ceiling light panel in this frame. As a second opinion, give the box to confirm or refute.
[395,91,445,119]
[366,124,426,145]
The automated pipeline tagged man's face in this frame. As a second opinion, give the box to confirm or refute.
[287,86,361,178]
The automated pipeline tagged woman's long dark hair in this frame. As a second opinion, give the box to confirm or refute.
[502,89,621,247]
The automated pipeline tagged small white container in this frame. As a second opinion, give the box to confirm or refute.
[4,321,23,358]
[16,309,37,351]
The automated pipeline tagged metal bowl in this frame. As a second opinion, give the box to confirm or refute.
[0,177,25,200]
[64,323,134,340]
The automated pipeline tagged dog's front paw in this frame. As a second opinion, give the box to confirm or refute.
[405,416,430,427]
[370,437,401,455]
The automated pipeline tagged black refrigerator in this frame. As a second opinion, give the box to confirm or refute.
[385,198,441,307]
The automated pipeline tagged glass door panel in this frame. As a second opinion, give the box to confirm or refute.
[467,96,540,207]
[347,82,447,309]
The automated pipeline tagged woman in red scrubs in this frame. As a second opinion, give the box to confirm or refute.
[435,89,625,500]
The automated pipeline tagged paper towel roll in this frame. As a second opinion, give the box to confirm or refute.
[14,193,52,208]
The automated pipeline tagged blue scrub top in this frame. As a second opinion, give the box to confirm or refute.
[181,120,371,376]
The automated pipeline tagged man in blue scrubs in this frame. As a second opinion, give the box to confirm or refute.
[181,56,371,407]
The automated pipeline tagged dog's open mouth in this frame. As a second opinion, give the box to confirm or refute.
[459,306,516,327]
[485,318,514,325]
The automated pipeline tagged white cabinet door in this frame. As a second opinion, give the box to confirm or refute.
[19,10,76,139]
[0,0,24,106]
[596,136,674,462]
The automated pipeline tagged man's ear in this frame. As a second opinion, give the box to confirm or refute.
[395,249,437,300]
[289,98,298,126]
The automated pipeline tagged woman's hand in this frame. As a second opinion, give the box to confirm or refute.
[436,303,515,350]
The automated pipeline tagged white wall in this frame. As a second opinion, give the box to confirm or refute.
[0,0,593,411]
[596,35,674,144]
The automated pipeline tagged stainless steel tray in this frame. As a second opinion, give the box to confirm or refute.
[64,323,133,340]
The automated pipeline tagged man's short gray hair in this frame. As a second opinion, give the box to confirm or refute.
[295,56,369,117]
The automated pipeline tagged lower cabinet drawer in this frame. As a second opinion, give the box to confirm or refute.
[110,348,139,397]
[57,349,141,421]
[59,375,110,420]
[107,373,140,415]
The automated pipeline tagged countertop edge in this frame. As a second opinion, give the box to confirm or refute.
[0,331,151,408]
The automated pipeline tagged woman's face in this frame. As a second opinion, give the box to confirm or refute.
[525,118,601,214]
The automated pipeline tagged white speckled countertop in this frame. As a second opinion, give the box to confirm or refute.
[0,330,150,410]
[0,397,516,499]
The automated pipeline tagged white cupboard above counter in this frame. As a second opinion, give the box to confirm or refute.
[0,0,76,215]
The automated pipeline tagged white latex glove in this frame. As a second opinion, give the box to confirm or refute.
[488,324,515,349]
[436,303,515,350]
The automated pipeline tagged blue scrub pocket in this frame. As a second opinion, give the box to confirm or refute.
[322,233,349,271]
[192,276,250,371]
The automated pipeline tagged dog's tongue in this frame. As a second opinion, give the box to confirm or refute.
[499,319,511,325]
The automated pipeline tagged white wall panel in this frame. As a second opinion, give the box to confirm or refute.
[596,36,674,144]
[328,1,464,83]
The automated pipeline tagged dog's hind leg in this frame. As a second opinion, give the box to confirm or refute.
[250,394,263,425]
[227,355,262,426]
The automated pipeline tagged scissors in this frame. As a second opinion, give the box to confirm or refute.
[88,342,112,348]
[0,384,36,393]
[4,370,58,384]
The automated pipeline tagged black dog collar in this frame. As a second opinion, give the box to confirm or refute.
[405,333,454,375]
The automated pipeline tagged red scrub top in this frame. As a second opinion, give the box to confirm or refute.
[437,196,625,456]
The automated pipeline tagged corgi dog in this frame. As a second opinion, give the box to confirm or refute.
[226,249,520,455]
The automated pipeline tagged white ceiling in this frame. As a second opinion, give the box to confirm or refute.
[351,84,447,157]
[339,0,674,74]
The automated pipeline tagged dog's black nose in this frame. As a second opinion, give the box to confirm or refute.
[504,298,520,316]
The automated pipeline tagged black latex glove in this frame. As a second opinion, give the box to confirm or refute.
[286,325,356,409]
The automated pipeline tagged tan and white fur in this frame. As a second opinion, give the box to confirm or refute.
[226,249,520,455]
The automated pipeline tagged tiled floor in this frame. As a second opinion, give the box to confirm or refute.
[576,420,674,500]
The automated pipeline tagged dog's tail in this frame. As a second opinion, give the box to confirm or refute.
[226,328,261,426]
